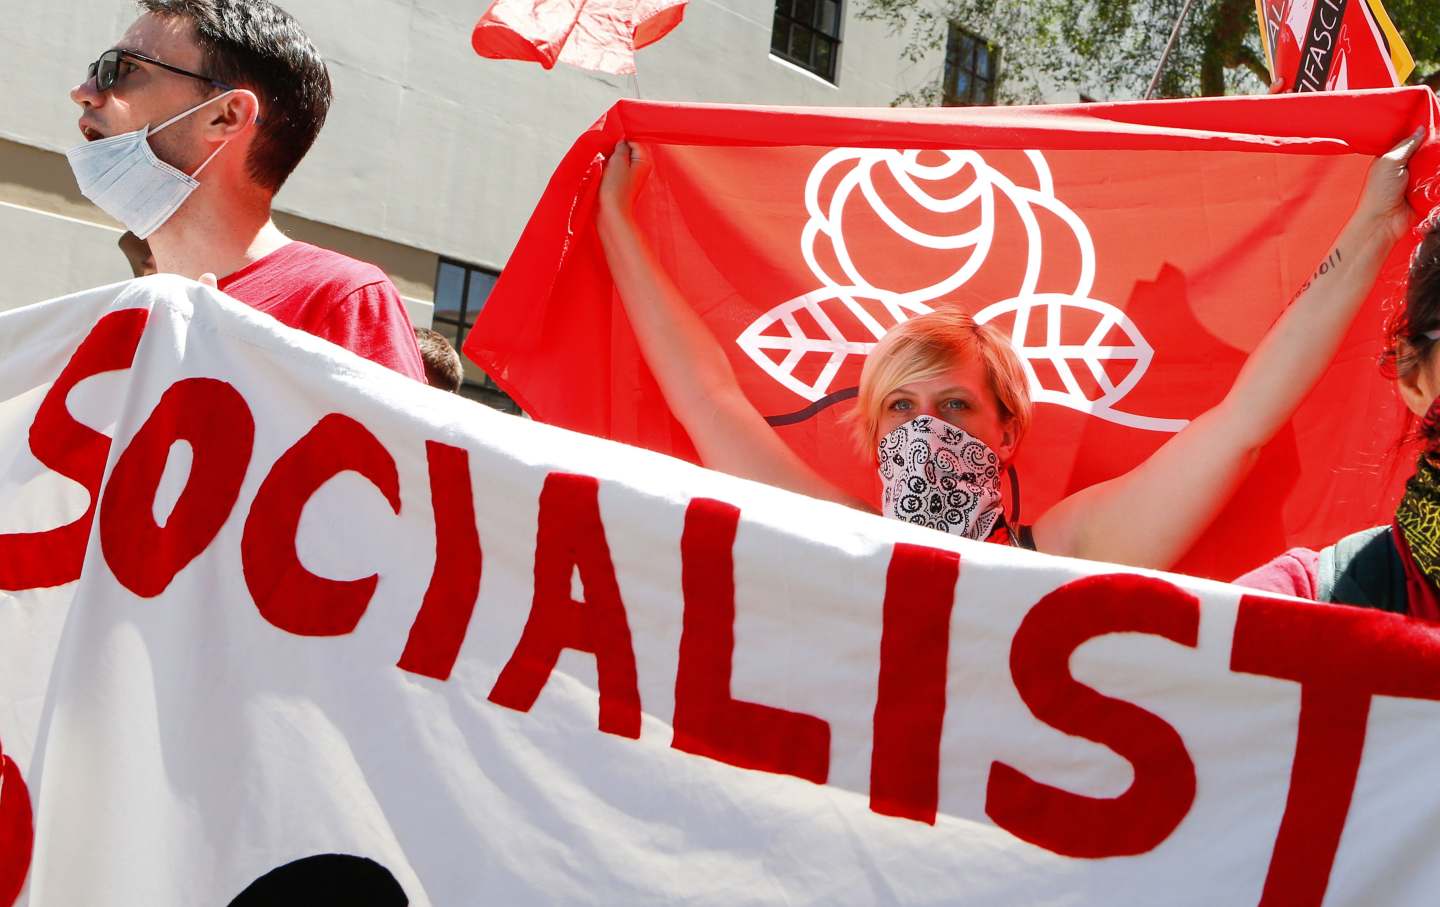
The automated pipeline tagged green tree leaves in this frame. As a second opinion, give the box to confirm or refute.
[858,0,1439,103]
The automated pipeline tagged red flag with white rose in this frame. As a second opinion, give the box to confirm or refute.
[464,89,1440,579]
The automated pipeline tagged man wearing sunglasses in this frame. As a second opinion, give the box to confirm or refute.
[69,0,424,382]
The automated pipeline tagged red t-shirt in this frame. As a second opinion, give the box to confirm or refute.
[218,242,425,382]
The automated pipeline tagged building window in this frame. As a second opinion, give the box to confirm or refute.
[771,0,842,82]
[432,258,497,351]
[432,258,520,414]
[943,26,998,106]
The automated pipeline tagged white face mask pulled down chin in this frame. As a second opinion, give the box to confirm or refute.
[65,90,239,240]
[877,415,1005,541]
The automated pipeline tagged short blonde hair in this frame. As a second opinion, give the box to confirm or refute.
[853,308,1032,460]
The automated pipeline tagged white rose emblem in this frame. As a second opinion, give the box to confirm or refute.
[737,148,1187,433]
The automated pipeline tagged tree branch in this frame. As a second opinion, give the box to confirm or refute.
[1230,43,1272,85]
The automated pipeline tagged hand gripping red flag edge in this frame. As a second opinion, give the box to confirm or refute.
[472,88,1440,371]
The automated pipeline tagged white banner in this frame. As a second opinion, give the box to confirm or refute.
[2,278,1439,905]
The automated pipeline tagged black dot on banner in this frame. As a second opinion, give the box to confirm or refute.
[228,854,408,906]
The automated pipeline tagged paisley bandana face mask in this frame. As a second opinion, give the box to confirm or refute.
[877,415,1005,540]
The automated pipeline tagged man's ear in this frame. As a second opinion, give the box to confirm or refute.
[205,89,261,140]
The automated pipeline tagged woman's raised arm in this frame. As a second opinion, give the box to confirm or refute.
[597,142,869,509]
[1034,129,1427,569]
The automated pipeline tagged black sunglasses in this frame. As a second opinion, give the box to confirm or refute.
[86,48,233,93]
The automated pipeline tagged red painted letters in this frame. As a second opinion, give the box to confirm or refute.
[869,542,961,823]
[0,309,147,591]
[99,379,254,597]
[29,305,1440,898]
[488,473,641,739]
[241,414,401,636]
[0,738,32,907]
[1231,594,1440,907]
[672,498,830,784]
[986,573,1199,857]
[397,442,484,680]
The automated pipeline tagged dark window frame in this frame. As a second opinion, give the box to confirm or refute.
[770,0,843,83]
[432,257,498,352]
[942,24,999,107]
[432,258,518,411]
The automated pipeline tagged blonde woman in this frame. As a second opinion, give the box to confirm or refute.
[597,134,1422,570]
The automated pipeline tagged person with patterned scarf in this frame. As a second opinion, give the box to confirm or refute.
[1236,215,1440,618]
[599,129,1425,571]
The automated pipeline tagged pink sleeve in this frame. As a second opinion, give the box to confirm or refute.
[321,282,426,382]
[1231,548,1321,600]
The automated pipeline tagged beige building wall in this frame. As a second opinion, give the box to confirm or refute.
[0,0,941,329]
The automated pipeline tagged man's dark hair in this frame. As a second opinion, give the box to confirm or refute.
[414,328,464,393]
[138,0,332,192]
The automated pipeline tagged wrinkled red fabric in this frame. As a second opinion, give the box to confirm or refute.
[464,90,1440,579]
[472,0,685,75]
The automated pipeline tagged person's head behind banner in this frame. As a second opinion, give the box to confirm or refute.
[414,327,464,393]
[855,308,1031,463]
[854,308,1032,540]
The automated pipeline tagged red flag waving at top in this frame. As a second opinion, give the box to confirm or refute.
[466,89,1440,579]
[472,0,685,74]
[1259,0,1415,92]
